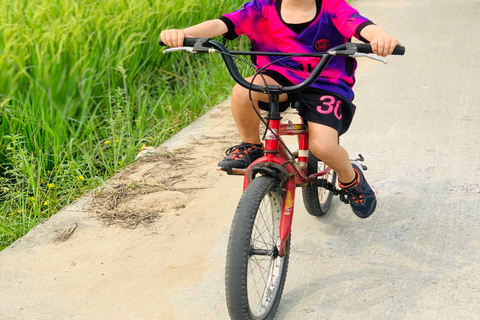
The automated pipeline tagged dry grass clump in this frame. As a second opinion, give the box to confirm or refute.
[90,183,164,229]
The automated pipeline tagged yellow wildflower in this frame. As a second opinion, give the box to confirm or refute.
[78,175,85,181]
[104,140,111,145]
[47,183,55,188]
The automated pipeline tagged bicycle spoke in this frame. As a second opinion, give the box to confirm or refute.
[319,170,330,202]
[303,154,336,216]
[248,256,276,310]
[255,197,276,244]
[249,257,271,279]
[248,261,268,300]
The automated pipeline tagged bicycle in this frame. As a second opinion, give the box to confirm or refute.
[160,38,405,320]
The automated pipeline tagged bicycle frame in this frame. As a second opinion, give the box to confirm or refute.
[243,91,333,257]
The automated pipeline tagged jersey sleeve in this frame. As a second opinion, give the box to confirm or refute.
[326,0,374,40]
[219,0,265,40]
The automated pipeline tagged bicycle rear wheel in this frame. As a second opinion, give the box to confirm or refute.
[302,152,337,216]
[225,175,290,320]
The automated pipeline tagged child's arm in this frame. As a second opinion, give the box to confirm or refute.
[359,25,401,57]
[160,19,228,47]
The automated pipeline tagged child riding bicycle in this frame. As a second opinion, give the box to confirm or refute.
[160,0,401,219]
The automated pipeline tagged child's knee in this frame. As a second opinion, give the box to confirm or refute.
[232,83,266,107]
[231,84,250,102]
[309,139,338,161]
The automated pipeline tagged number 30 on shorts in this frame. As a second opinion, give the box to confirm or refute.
[316,95,343,120]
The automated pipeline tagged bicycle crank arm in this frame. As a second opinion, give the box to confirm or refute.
[317,179,342,195]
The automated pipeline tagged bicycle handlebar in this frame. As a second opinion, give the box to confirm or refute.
[159,38,405,94]
[159,38,405,55]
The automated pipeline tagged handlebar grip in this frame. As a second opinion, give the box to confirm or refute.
[158,37,204,47]
[183,37,202,46]
[355,43,405,55]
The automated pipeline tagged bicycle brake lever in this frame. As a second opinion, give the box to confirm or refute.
[162,47,217,54]
[350,52,387,64]
[162,47,194,54]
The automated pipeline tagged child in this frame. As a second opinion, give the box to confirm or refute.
[160,0,401,218]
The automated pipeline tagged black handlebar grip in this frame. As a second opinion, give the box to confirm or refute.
[355,43,405,55]
[392,46,406,55]
[183,37,201,46]
[158,37,203,47]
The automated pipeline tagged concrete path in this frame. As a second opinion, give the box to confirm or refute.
[1,0,480,319]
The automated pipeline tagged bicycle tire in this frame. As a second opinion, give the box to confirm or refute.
[225,175,290,320]
[302,152,337,216]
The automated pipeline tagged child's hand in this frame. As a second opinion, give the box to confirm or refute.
[370,33,401,57]
[160,29,186,48]
[360,25,401,57]
[159,20,228,47]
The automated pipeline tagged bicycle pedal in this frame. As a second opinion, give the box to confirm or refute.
[216,167,246,175]
[352,154,365,162]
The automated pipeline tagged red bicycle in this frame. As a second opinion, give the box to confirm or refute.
[161,38,404,320]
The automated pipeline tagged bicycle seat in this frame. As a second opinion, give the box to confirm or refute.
[291,100,302,109]
[257,100,291,112]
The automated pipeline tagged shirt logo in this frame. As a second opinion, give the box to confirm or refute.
[314,39,331,52]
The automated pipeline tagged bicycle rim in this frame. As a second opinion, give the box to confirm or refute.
[226,176,290,320]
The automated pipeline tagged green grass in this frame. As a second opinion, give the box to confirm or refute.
[0,0,250,250]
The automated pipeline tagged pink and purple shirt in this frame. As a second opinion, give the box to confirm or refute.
[219,0,374,100]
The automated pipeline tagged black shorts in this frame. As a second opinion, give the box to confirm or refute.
[257,70,356,136]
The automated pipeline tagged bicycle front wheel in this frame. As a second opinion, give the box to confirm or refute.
[302,152,337,216]
[225,175,290,320]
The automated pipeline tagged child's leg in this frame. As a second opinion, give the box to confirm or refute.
[307,122,355,184]
[230,75,288,144]
[308,121,378,218]
[216,75,289,173]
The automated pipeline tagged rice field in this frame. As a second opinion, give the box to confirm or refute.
[0,0,249,249]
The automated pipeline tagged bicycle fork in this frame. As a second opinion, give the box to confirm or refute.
[279,178,295,257]
[244,118,299,258]
[244,93,309,258]
[277,120,309,257]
